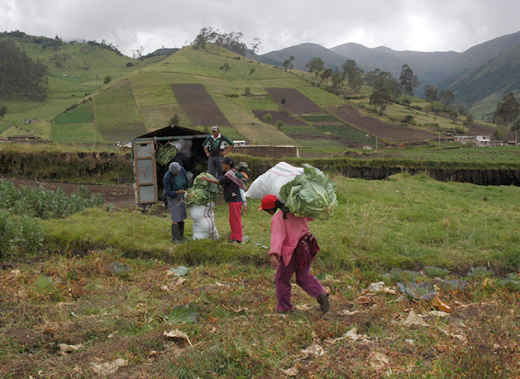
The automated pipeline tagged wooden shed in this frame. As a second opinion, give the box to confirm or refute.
[132,125,208,206]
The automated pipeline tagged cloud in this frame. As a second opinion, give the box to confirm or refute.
[1,0,520,56]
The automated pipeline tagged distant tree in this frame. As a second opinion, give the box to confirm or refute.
[305,57,324,78]
[104,75,112,84]
[169,114,180,125]
[511,117,520,136]
[320,68,333,86]
[449,111,458,123]
[243,87,251,96]
[0,40,48,101]
[463,114,474,127]
[250,38,262,54]
[342,59,364,92]
[399,64,419,96]
[276,120,284,130]
[425,85,438,102]
[331,69,344,89]
[220,63,231,72]
[370,87,392,115]
[263,113,273,124]
[439,89,455,107]
[494,92,519,125]
[282,56,295,72]
[249,67,256,75]
[368,70,401,100]
[0,105,6,118]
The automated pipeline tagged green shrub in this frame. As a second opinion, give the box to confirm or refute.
[0,210,44,258]
[0,181,103,219]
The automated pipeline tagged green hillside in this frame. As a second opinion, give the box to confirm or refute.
[0,32,139,140]
[0,33,496,153]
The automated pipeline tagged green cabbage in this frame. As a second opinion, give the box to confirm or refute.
[186,173,220,206]
[279,164,337,219]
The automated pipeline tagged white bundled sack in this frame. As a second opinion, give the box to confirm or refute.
[190,204,219,240]
[246,162,303,199]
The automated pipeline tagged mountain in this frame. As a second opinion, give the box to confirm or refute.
[259,43,346,70]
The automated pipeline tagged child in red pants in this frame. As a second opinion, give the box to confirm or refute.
[201,157,245,243]
[260,194,329,313]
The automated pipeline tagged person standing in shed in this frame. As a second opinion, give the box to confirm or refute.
[203,125,233,177]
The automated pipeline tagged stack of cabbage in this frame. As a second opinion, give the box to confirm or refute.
[186,173,220,206]
[280,164,337,219]
[156,144,177,166]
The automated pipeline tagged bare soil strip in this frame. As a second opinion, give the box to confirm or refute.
[331,105,436,143]
[252,110,304,126]
[265,88,322,114]
[172,84,231,127]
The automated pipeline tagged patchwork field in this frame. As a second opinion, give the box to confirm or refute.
[252,110,304,126]
[94,80,146,142]
[331,104,436,143]
[266,88,323,114]
[172,83,231,127]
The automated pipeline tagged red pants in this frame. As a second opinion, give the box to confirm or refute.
[228,202,243,242]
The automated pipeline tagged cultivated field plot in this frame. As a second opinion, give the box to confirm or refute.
[266,88,322,114]
[172,83,231,127]
[94,81,146,142]
[282,122,375,148]
[468,123,495,136]
[252,110,303,126]
[332,105,435,143]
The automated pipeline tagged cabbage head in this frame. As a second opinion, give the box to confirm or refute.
[279,164,337,219]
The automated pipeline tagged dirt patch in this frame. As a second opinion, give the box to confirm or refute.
[172,84,230,127]
[3,178,135,208]
[468,123,495,136]
[331,105,435,143]
[265,88,322,114]
[252,110,304,126]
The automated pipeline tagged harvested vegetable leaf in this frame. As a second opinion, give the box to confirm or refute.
[186,173,219,206]
[279,164,337,219]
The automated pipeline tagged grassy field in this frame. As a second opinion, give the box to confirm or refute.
[1,174,519,376]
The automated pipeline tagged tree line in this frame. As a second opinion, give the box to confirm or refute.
[192,27,261,56]
[0,40,48,102]
[493,92,520,137]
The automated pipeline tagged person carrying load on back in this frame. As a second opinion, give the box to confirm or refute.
[199,157,245,243]
[163,162,189,243]
[259,194,329,314]
[203,126,233,178]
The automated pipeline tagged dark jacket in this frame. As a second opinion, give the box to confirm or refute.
[219,174,242,203]
[163,168,188,199]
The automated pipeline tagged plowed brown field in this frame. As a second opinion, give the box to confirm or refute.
[252,110,303,126]
[172,84,230,127]
[331,104,435,143]
[265,88,322,114]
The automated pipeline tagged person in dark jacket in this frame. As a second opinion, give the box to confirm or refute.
[163,162,189,242]
[199,157,245,243]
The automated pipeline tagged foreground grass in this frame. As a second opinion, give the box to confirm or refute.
[42,174,520,274]
[2,174,520,376]
[1,250,518,377]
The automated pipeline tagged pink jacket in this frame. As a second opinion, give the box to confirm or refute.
[269,211,312,266]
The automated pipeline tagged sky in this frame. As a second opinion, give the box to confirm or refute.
[1,0,519,57]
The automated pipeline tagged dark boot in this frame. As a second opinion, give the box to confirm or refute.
[179,221,185,241]
[317,293,329,314]
[171,224,179,243]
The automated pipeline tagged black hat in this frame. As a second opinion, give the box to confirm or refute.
[222,157,234,167]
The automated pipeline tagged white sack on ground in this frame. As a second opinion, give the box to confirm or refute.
[190,205,219,240]
[245,162,303,199]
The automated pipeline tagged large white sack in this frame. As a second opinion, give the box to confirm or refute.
[190,205,219,240]
[246,162,303,199]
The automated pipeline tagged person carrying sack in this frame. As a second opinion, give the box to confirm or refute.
[163,162,189,242]
[259,194,329,313]
[203,125,233,178]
